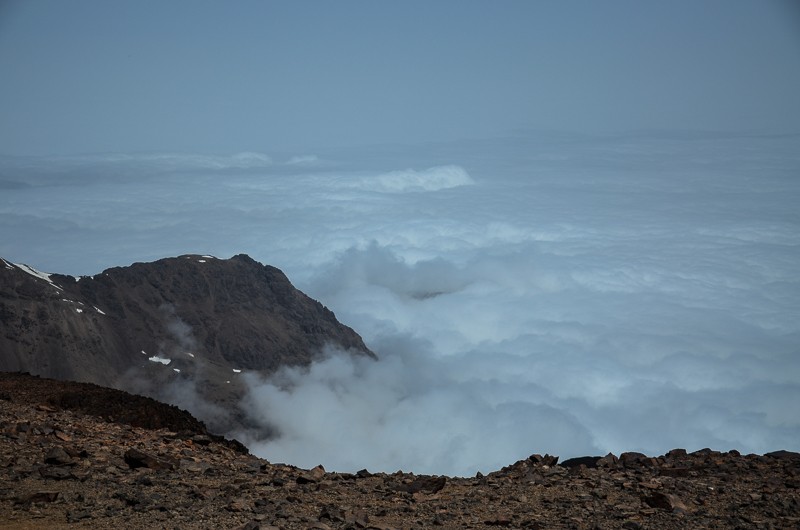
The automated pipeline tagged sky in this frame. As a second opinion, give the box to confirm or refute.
[1,0,799,156]
[1,1,800,476]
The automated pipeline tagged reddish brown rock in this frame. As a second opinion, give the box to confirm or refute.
[1,372,799,530]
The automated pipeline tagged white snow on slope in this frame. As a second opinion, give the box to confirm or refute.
[12,262,63,291]
[148,355,172,365]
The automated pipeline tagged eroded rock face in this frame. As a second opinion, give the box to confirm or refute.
[1,373,799,529]
[0,254,374,431]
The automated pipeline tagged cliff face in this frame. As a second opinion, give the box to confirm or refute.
[0,254,374,430]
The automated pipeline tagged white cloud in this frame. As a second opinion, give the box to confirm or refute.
[285,154,319,165]
[1,131,799,475]
[351,165,475,193]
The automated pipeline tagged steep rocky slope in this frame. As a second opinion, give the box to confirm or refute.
[1,372,799,529]
[0,254,374,432]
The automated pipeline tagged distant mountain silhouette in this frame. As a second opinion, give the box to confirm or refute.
[0,254,374,432]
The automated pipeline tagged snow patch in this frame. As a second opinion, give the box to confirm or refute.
[148,355,172,365]
[185,352,195,358]
[232,369,242,373]
[12,262,63,291]
[93,306,106,315]
[198,259,206,263]
[173,368,181,373]
[141,350,147,355]
[75,308,83,313]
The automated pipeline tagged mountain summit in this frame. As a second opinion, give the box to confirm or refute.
[0,254,374,431]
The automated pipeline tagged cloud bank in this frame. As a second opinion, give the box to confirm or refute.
[1,131,798,476]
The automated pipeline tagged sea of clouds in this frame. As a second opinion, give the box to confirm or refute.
[1,131,798,476]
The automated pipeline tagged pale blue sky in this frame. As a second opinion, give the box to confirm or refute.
[1,0,799,155]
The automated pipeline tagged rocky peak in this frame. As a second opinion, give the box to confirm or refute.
[0,254,374,432]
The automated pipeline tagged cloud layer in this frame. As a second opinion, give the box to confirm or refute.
[1,131,798,475]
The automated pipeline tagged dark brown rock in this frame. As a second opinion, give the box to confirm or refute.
[644,492,690,514]
[619,452,648,468]
[124,448,177,470]
[596,452,618,468]
[297,464,326,484]
[345,508,370,527]
[485,512,513,526]
[399,476,447,494]
[765,450,800,461]
[529,454,559,466]
[38,465,73,480]
[16,491,60,504]
[44,446,72,465]
[561,456,601,469]
[319,504,346,522]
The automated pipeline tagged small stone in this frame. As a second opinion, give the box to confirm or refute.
[180,458,211,474]
[16,491,60,504]
[345,508,369,528]
[560,456,601,469]
[227,498,252,512]
[38,465,73,480]
[54,430,72,442]
[596,453,619,468]
[619,452,648,467]
[529,454,559,466]
[66,510,92,523]
[665,448,687,459]
[401,476,447,494]
[192,434,213,445]
[45,446,72,465]
[319,504,345,522]
[485,512,513,526]
[644,492,690,514]
[124,448,176,470]
[297,464,326,484]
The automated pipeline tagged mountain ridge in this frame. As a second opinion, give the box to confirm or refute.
[0,253,374,433]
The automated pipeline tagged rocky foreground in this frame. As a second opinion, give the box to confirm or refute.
[1,372,799,529]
